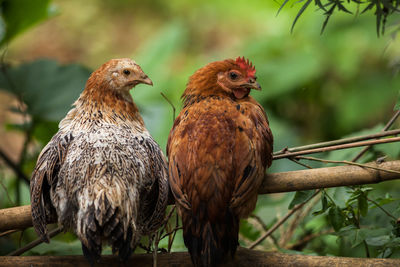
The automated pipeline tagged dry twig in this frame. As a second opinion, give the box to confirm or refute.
[248,190,320,249]
[274,128,400,156]
[273,136,400,160]
[7,227,63,256]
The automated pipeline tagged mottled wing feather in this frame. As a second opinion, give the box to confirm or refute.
[137,137,169,234]
[30,132,72,241]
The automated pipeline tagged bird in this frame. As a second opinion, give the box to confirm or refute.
[167,57,273,267]
[30,58,169,264]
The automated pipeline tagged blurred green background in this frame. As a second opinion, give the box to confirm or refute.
[0,0,400,260]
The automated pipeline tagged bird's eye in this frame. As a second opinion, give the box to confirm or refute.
[123,69,131,75]
[229,72,238,80]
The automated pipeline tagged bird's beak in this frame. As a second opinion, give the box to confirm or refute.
[251,81,261,90]
[136,74,153,86]
[243,79,261,91]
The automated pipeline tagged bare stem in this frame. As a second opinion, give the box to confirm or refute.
[366,196,397,220]
[248,190,320,249]
[273,136,400,160]
[0,229,18,238]
[274,128,400,156]
[7,227,63,256]
[0,149,30,184]
[160,92,176,124]
[352,110,400,162]
[286,230,334,250]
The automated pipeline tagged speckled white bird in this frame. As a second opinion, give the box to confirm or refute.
[30,58,169,263]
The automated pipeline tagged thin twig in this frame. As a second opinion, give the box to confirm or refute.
[286,230,334,250]
[0,229,18,237]
[366,196,397,220]
[0,149,30,184]
[160,92,176,124]
[274,128,400,156]
[248,215,280,247]
[280,192,321,248]
[273,136,400,160]
[7,227,63,256]
[289,158,313,169]
[153,232,159,267]
[352,110,400,162]
[0,176,15,206]
[248,190,320,249]
[160,226,183,241]
[168,211,179,252]
[295,156,400,175]
[157,206,176,241]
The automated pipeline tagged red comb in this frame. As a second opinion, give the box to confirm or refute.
[235,56,256,78]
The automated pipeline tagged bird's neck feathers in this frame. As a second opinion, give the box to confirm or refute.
[182,60,237,107]
[72,83,144,125]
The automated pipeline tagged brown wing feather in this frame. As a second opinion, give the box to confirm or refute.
[230,98,273,217]
[167,115,192,211]
[30,132,72,242]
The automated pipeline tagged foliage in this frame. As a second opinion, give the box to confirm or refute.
[0,0,399,261]
[0,0,57,46]
[279,0,400,36]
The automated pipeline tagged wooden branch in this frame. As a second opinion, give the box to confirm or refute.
[259,159,400,193]
[1,160,400,232]
[0,205,32,232]
[0,248,399,266]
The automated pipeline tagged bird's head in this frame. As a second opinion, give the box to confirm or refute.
[184,57,261,101]
[85,58,153,94]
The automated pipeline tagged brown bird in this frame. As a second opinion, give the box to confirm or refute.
[30,58,169,264]
[167,57,273,267]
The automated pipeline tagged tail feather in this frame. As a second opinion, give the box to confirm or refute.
[183,208,239,267]
[79,194,136,262]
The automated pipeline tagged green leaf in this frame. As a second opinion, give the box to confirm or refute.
[365,235,390,246]
[288,190,315,209]
[336,225,358,237]
[312,191,330,215]
[0,59,91,121]
[328,206,345,231]
[290,0,312,33]
[385,237,400,248]
[321,192,328,210]
[0,0,58,46]
[378,248,393,258]
[32,119,59,144]
[240,220,261,241]
[374,194,398,207]
[354,228,390,248]
[358,195,368,217]
[395,91,400,110]
[30,240,83,255]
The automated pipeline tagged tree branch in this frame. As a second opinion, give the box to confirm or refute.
[0,248,399,266]
[1,160,400,232]
[260,159,400,194]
